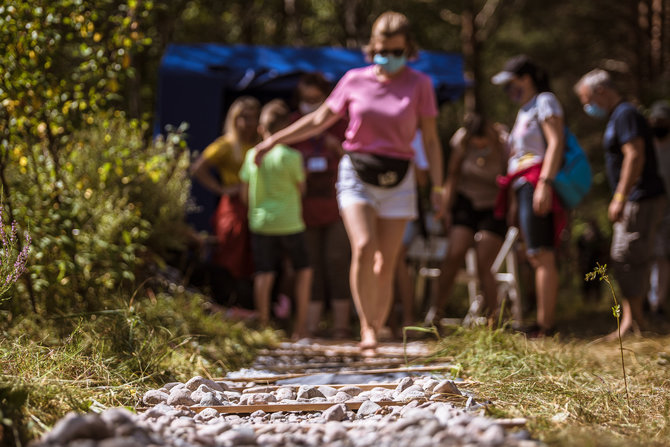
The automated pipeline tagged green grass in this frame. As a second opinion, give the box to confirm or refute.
[433,326,670,446]
[0,291,279,444]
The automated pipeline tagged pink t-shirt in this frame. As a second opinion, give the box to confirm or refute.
[326,65,438,160]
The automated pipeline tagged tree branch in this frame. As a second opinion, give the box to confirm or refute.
[475,0,502,30]
[476,0,528,42]
[439,8,461,26]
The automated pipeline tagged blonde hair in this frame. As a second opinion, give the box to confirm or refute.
[223,96,261,142]
[364,11,418,61]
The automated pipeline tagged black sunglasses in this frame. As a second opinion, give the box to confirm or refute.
[376,48,406,57]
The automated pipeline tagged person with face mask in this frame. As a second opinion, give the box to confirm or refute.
[491,55,567,337]
[574,69,666,340]
[289,72,352,338]
[252,11,445,355]
[647,101,670,318]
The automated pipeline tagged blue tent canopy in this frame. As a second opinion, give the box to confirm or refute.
[156,43,467,231]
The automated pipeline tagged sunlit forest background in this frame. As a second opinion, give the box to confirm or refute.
[1,1,670,445]
[3,0,669,318]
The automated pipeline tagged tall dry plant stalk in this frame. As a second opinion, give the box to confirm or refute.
[585,262,630,408]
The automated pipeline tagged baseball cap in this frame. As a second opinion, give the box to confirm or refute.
[491,55,536,85]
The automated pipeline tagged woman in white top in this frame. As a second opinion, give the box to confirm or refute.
[492,55,566,337]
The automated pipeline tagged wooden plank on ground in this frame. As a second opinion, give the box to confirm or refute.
[259,360,413,373]
[257,348,436,360]
[271,341,437,357]
[249,417,526,431]
[219,364,454,383]
[229,380,478,394]
[190,400,414,414]
[492,418,528,428]
[240,383,400,393]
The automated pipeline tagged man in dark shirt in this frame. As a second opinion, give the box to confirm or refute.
[575,68,666,340]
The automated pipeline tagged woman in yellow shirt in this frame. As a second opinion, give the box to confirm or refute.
[190,96,261,301]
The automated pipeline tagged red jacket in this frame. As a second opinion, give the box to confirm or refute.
[495,162,567,248]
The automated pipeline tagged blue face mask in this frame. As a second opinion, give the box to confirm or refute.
[373,53,407,74]
[584,103,608,119]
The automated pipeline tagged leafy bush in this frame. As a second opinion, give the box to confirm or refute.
[2,114,191,317]
[0,0,179,318]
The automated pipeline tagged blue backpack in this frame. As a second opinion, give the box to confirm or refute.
[553,128,592,208]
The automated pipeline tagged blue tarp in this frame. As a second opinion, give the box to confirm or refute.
[156,43,467,231]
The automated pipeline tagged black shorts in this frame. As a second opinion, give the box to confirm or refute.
[250,232,310,273]
[452,193,507,238]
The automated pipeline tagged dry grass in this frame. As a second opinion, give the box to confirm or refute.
[433,326,670,446]
[0,291,279,444]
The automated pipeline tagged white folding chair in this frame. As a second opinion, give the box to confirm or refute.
[410,226,522,325]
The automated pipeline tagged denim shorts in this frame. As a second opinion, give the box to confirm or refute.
[250,232,310,273]
[336,154,418,219]
[516,182,554,254]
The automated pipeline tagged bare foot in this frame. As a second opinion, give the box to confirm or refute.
[360,347,377,358]
[424,306,439,325]
[601,322,633,342]
[358,326,377,350]
[291,330,309,342]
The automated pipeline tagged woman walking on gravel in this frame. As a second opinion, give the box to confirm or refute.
[254,11,445,355]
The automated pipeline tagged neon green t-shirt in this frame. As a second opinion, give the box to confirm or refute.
[239,144,306,235]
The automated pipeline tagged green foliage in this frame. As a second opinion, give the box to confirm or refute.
[2,114,191,316]
[0,0,154,127]
[0,0,182,317]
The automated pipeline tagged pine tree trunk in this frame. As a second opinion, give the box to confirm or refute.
[461,0,479,114]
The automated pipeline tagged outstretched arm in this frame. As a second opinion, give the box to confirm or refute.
[255,104,341,164]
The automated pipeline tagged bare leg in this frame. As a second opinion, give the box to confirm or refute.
[395,242,415,328]
[331,299,351,338]
[474,231,504,320]
[340,203,408,353]
[425,226,474,324]
[371,217,410,334]
[340,203,379,349]
[603,298,635,341]
[306,301,323,337]
[254,272,276,326]
[292,267,313,340]
[528,249,558,332]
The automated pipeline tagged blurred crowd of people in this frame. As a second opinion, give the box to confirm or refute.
[188,10,670,352]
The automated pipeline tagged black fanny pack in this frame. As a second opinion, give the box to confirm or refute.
[347,152,410,188]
